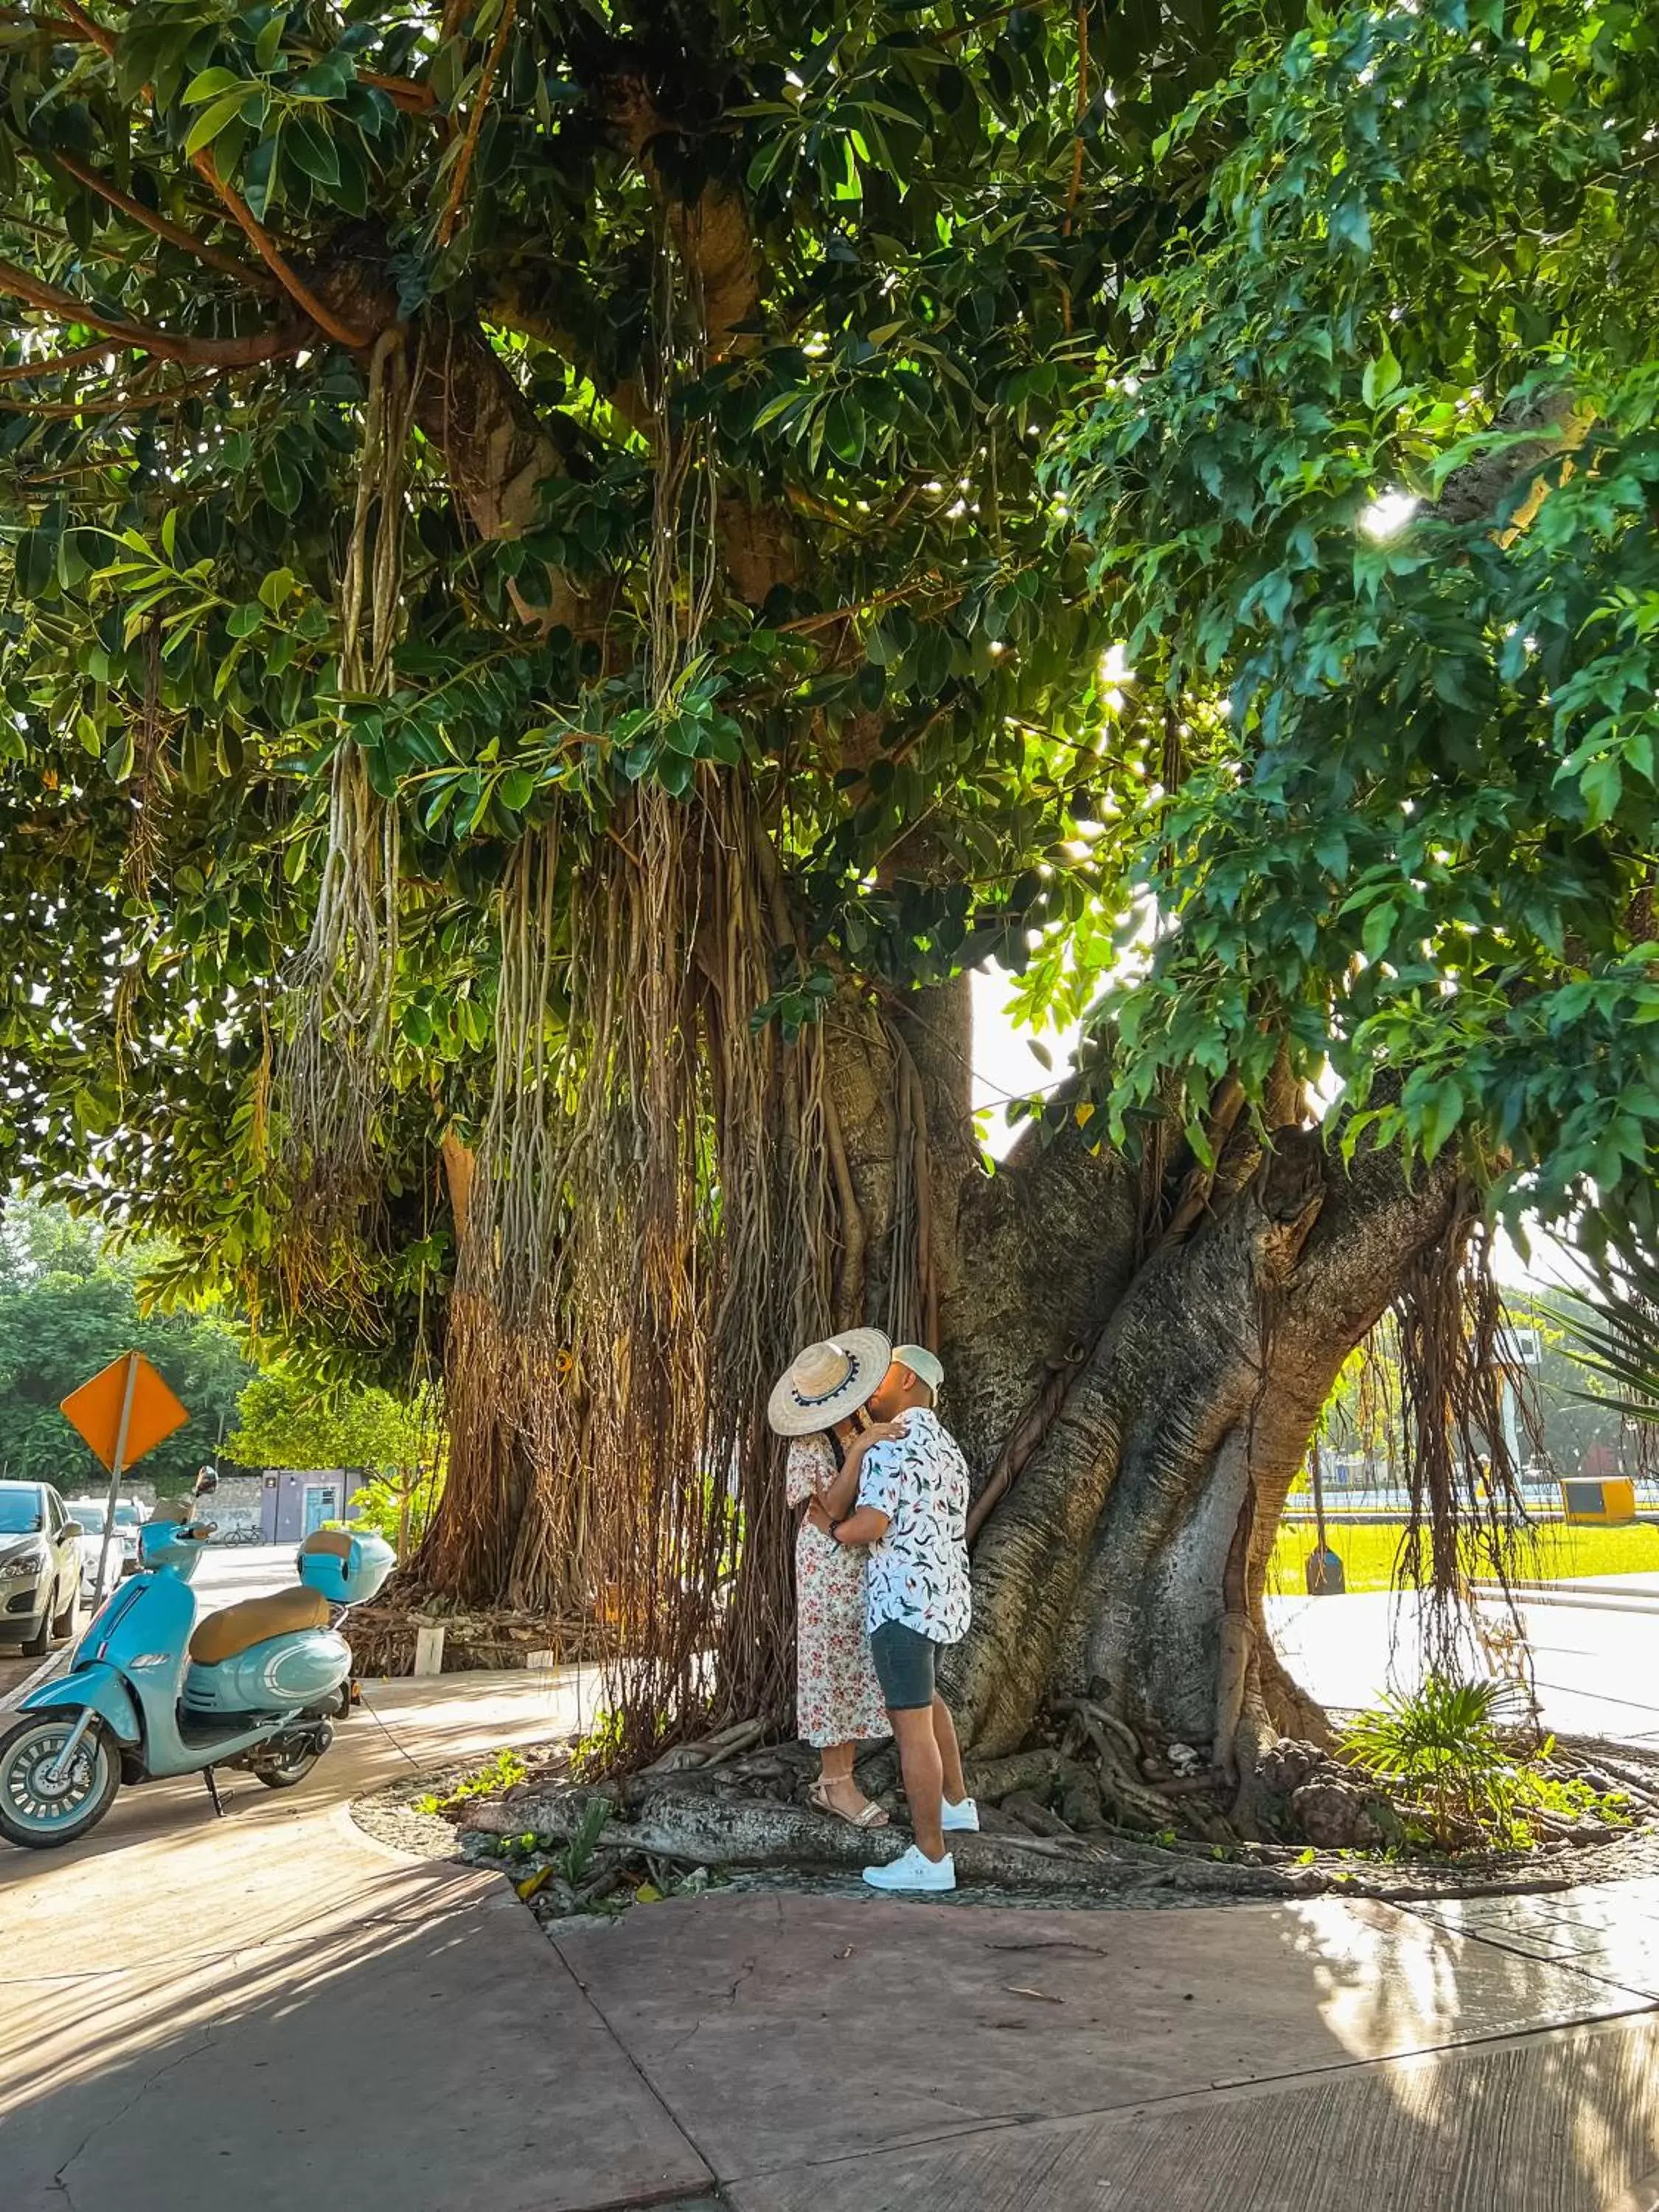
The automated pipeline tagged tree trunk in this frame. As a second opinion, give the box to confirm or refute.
[809,981,1461,1778]
[936,1100,1462,1782]
[405,1134,582,1614]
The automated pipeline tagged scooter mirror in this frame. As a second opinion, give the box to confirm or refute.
[194,1467,219,1496]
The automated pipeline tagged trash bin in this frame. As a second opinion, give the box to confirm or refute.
[1305,1544,1346,1595]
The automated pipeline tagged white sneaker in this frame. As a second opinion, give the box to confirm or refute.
[863,1844,956,1893]
[942,1796,979,1833]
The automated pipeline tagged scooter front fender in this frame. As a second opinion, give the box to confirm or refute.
[21,1663,143,1747]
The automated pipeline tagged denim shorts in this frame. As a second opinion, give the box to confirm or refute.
[869,1620,940,1711]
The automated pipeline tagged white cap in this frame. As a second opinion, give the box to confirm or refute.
[893,1344,944,1394]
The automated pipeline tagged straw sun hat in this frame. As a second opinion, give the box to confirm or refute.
[767,1329,893,1438]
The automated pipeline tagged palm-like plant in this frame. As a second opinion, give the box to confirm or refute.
[1552,1243,1659,1453]
[1341,1674,1528,1847]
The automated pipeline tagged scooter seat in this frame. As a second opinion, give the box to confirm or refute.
[189,1586,330,1665]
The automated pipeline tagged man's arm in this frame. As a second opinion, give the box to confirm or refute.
[818,1420,907,1520]
[822,1430,911,1548]
[826,1504,890,1546]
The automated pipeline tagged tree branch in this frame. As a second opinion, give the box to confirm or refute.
[0,373,215,415]
[38,0,368,348]
[482,269,651,434]
[359,69,437,114]
[436,0,518,248]
[50,0,113,50]
[604,78,761,355]
[0,337,119,382]
[189,150,369,347]
[51,151,277,293]
[0,255,299,364]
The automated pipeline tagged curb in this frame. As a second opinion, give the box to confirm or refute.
[0,1648,69,1714]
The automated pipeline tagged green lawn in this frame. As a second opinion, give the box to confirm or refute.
[1268,1519,1659,1596]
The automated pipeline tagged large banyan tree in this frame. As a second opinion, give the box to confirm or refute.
[5,0,1659,1792]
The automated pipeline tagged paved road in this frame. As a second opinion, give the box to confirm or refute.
[1269,1578,1659,1741]
[8,1660,1659,2210]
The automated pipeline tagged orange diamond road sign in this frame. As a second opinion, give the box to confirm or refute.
[60,1353,189,1473]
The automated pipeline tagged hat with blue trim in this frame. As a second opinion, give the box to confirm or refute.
[767,1329,892,1437]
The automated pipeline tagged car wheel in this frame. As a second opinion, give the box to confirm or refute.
[52,1582,79,1641]
[20,1613,50,1660]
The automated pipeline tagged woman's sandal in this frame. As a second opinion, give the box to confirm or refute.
[809,1778,890,1829]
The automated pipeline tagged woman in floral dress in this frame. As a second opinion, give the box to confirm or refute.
[769,1332,897,1827]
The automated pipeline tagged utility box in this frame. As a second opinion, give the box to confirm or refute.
[1559,1477,1637,1525]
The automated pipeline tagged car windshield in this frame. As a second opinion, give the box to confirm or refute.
[113,1504,144,1527]
[68,1504,105,1533]
[0,1491,44,1534]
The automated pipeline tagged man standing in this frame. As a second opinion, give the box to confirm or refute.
[817,1343,976,1892]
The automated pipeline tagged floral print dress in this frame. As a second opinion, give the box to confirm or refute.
[787,1434,890,1748]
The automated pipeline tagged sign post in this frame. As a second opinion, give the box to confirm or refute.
[60,1352,190,1609]
[91,1354,139,1612]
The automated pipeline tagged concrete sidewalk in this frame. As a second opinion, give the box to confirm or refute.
[8,1673,1659,2211]
[2,1666,708,2212]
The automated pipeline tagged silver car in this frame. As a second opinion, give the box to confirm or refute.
[0,1482,82,1658]
[63,1499,147,1602]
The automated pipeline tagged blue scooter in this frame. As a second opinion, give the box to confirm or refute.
[0,1470,394,1848]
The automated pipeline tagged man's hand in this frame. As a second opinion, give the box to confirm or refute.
[804,1500,835,1537]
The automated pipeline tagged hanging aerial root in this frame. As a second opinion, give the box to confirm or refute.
[275,327,423,1274]
[1393,1192,1541,1677]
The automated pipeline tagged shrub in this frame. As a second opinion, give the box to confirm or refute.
[1340,1674,1631,1851]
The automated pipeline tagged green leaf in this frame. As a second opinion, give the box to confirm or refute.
[185,93,252,159]
[1361,902,1398,961]
[1420,1079,1464,1161]
[285,112,341,187]
[1582,755,1623,827]
[254,11,288,70]
[258,567,299,611]
[824,390,866,467]
[181,67,246,105]
[1360,347,1401,408]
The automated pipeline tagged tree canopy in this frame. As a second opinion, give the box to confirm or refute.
[1052,0,1659,1248]
[0,0,1252,1343]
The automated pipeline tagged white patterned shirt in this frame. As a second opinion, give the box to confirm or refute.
[856,1407,972,1645]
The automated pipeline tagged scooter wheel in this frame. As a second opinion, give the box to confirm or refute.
[248,1742,324,1790]
[0,1713,121,1849]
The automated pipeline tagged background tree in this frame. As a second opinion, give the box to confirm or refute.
[229,1360,443,1546]
[4,0,1656,1816]
[229,1360,437,1471]
[0,1196,253,1490]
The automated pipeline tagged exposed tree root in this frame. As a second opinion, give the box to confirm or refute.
[460,1778,1301,1899]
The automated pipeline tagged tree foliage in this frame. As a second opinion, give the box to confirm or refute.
[228,1357,439,1471]
[1053,0,1659,1242]
[0,0,1260,1340]
[0,1196,252,1489]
